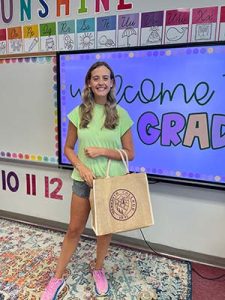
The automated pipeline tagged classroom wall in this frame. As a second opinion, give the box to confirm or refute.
[1,159,224,259]
[0,0,225,259]
[1,0,224,27]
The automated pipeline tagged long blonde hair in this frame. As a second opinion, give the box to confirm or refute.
[79,61,119,129]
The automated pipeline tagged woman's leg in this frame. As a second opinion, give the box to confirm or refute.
[95,234,112,269]
[55,193,90,278]
[91,234,112,296]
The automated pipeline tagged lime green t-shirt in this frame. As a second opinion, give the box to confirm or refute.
[68,103,133,181]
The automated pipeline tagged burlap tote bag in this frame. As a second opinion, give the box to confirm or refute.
[90,149,154,236]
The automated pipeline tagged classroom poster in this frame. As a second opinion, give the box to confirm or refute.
[39,22,57,52]
[219,6,225,41]
[96,16,117,48]
[140,11,164,46]
[118,13,139,47]
[58,20,76,51]
[0,4,224,56]
[23,25,39,53]
[191,7,218,42]
[164,9,190,44]
[77,18,95,50]
[0,29,7,55]
[7,27,23,54]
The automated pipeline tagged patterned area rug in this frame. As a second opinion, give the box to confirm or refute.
[0,218,191,299]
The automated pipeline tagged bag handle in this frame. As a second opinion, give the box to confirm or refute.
[118,149,129,168]
[106,149,129,178]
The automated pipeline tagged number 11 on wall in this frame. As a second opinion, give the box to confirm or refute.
[26,174,36,196]
[44,176,63,200]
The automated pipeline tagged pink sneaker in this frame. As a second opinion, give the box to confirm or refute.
[92,269,109,296]
[41,277,65,300]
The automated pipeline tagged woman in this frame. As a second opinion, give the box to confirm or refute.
[41,61,134,299]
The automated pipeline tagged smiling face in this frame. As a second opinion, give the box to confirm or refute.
[88,65,114,103]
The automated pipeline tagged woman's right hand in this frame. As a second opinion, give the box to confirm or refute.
[77,164,95,187]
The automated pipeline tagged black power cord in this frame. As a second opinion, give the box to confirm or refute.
[139,229,225,281]
[139,228,165,257]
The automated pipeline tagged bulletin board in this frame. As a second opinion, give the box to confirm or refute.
[0,56,58,165]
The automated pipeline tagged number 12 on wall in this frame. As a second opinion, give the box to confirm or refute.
[44,176,63,200]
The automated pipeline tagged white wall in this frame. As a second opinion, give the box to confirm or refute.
[122,181,225,258]
[0,160,224,258]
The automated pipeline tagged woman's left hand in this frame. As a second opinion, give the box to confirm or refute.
[84,147,104,158]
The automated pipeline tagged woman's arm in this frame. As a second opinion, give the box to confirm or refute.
[84,128,135,161]
[64,121,80,167]
[64,121,95,186]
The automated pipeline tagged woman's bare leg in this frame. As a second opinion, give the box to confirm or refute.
[95,234,112,269]
[55,193,90,278]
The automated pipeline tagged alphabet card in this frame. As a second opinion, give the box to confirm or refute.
[58,20,76,51]
[164,9,190,44]
[0,29,7,55]
[219,6,225,41]
[23,25,39,53]
[140,11,164,46]
[97,15,117,48]
[191,7,218,42]
[77,18,95,50]
[39,22,57,52]
[118,13,139,47]
[7,27,23,54]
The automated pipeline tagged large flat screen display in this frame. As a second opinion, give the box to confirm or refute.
[57,43,225,189]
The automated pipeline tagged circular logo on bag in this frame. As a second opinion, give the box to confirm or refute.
[109,189,137,221]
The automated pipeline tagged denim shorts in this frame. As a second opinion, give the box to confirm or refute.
[72,180,91,199]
